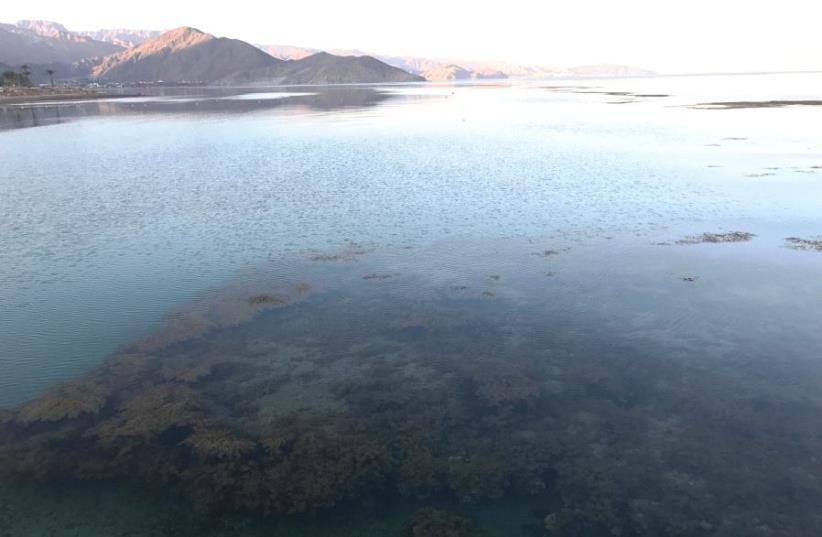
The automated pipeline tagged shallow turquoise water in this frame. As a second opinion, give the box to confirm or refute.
[2,74,822,536]
[2,75,820,406]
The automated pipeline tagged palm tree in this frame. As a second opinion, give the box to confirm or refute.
[2,71,18,87]
[46,69,55,88]
[20,64,32,86]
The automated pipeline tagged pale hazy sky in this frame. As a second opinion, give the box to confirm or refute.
[4,0,820,73]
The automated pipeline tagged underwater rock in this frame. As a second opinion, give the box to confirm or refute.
[400,508,485,537]
[4,284,822,536]
[261,428,393,513]
[162,356,229,384]
[133,282,311,352]
[363,273,396,280]
[785,237,822,252]
[444,453,510,504]
[93,384,204,442]
[692,100,822,109]
[309,254,349,262]
[532,248,569,257]
[473,371,543,408]
[676,231,756,245]
[248,293,285,305]
[16,381,109,424]
[182,424,256,460]
[308,243,373,262]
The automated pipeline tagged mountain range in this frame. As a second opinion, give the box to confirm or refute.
[0,20,121,65]
[0,19,655,86]
[79,29,162,48]
[91,27,279,83]
[258,45,653,80]
[216,51,425,86]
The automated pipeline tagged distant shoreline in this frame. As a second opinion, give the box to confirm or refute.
[0,88,141,105]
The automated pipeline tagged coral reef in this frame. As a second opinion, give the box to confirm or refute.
[785,236,822,252]
[181,424,256,460]
[692,100,822,109]
[3,284,822,536]
[93,384,204,441]
[676,231,756,245]
[247,293,285,305]
[400,509,485,537]
[363,273,396,280]
[132,282,311,352]
[16,380,109,424]
[473,370,543,408]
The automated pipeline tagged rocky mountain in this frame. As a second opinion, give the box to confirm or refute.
[218,52,424,85]
[567,64,656,77]
[0,20,122,65]
[320,50,501,81]
[260,44,317,61]
[92,27,281,83]
[283,48,652,81]
[257,46,508,81]
[454,60,563,79]
[80,29,162,48]
[416,64,505,81]
[16,20,85,41]
[91,29,420,85]
[417,64,473,81]
[1,18,655,85]
[322,50,571,81]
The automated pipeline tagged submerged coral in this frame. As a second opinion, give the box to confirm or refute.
[93,384,204,441]
[248,293,284,306]
[16,381,109,424]
[785,236,822,252]
[3,281,822,537]
[182,424,256,460]
[400,509,485,537]
[692,100,822,109]
[363,273,397,280]
[473,370,543,408]
[676,231,756,245]
[132,282,311,352]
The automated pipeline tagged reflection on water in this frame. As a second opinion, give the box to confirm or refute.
[0,86,403,130]
[2,73,822,536]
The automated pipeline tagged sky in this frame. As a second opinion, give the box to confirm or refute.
[3,0,820,74]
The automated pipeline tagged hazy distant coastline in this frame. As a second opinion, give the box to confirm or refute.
[0,19,654,87]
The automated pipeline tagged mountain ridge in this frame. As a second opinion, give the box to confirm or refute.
[216,51,424,85]
[91,28,422,85]
[0,20,122,66]
[92,27,281,83]
[80,28,162,48]
[258,44,654,80]
[1,19,656,85]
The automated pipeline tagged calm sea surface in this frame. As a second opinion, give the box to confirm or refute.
[1,73,822,536]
